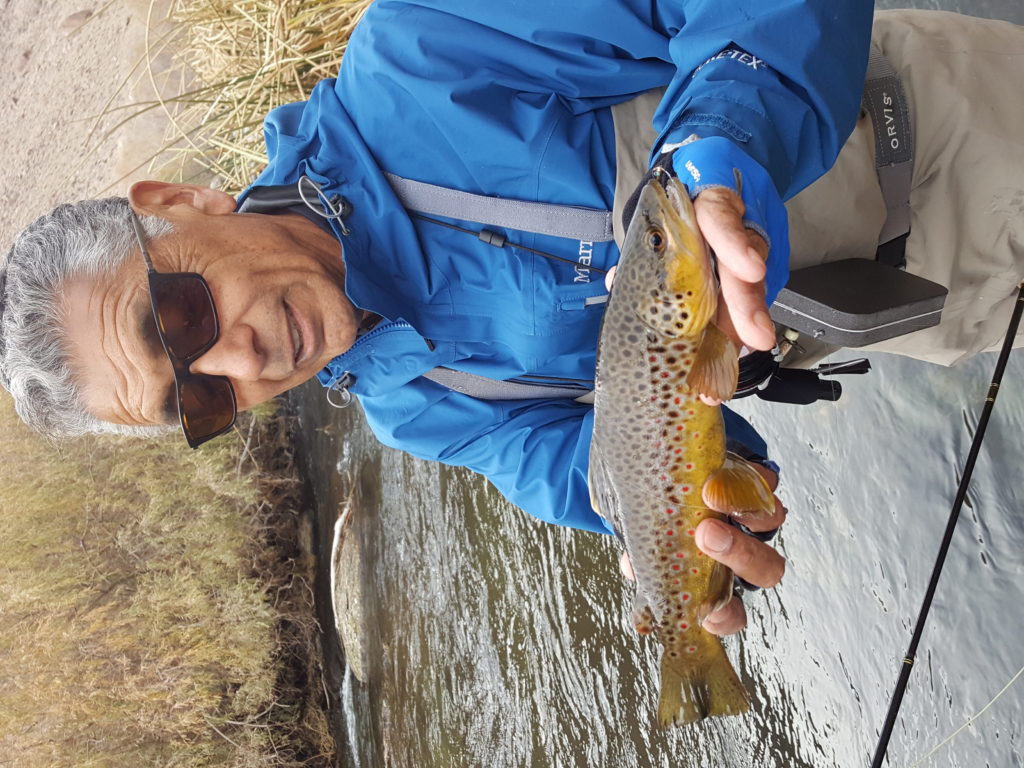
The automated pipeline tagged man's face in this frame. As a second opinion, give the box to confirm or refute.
[61,184,361,430]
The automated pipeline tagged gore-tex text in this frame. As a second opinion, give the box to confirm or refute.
[694,47,766,76]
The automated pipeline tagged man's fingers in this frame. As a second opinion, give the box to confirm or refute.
[717,259,774,351]
[604,265,617,292]
[750,462,779,492]
[693,188,766,283]
[696,518,786,589]
[702,594,747,636]
[693,187,774,351]
[620,550,635,581]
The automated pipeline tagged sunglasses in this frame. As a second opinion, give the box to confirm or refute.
[129,209,237,448]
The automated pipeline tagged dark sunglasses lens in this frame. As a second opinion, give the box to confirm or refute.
[151,274,217,359]
[179,376,235,442]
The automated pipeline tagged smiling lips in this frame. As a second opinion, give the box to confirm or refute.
[285,302,305,367]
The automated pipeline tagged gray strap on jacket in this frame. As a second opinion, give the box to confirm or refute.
[385,172,615,243]
[862,44,914,250]
[423,367,591,401]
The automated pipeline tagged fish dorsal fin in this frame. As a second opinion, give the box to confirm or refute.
[702,452,775,518]
[685,323,738,401]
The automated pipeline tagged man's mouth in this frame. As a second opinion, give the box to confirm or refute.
[285,302,306,367]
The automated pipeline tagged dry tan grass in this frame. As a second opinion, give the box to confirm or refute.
[0,398,333,767]
[144,0,373,192]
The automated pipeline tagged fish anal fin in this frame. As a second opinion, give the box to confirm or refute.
[702,452,775,518]
[657,636,749,726]
[685,323,738,401]
[697,560,734,625]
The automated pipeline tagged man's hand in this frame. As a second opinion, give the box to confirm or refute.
[693,187,774,352]
[618,460,786,636]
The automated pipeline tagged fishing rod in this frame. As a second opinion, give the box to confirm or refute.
[870,282,1024,767]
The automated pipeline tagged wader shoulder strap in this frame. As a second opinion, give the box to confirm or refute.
[863,44,914,266]
[384,172,615,243]
[385,173,610,401]
[422,367,592,401]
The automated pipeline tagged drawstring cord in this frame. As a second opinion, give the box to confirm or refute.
[409,212,608,274]
[297,175,352,235]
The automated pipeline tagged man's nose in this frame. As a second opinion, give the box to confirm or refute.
[188,324,266,381]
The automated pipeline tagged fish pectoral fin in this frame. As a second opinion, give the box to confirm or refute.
[685,323,738,401]
[587,446,622,533]
[697,560,734,625]
[702,452,775,518]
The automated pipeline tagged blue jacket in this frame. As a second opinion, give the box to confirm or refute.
[239,0,872,534]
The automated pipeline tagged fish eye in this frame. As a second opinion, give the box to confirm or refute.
[646,228,666,252]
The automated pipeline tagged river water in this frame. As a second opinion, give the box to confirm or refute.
[290,3,1024,767]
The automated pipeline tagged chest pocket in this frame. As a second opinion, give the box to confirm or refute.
[386,172,615,328]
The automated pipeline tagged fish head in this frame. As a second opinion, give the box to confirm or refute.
[619,174,718,339]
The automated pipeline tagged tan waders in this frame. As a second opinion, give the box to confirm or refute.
[612,10,1024,366]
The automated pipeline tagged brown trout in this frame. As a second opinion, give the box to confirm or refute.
[589,172,775,726]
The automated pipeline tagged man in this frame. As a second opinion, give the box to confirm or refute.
[1,0,876,636]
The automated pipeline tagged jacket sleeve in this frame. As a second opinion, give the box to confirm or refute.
[367,0,872,200]
[358,381,768,535]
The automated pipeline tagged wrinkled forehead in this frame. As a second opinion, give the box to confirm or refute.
[59,262,167,426]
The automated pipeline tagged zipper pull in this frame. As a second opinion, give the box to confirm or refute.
[325,371,356,408]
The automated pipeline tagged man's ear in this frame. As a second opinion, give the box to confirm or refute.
[128,181,237,216]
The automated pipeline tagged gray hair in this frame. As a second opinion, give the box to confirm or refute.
[0,197,175,439]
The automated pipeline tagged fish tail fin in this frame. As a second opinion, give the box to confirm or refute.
[657,638,749,727]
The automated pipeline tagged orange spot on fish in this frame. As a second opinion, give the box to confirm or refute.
[687,529,696,536]
[671,564,681,571]
[665,530,674,536]
[676,552,686,558]
[685,463,693,470]
[682,485,690,492]
[665,508,674,515]
[688,646,697,653]
[678,622,688,630]
[682,593,691,601]
[691,568,699,574]
[674,397,682,405]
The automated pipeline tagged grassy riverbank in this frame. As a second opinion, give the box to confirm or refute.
[0,398,332,767]
[0,2,377,764]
